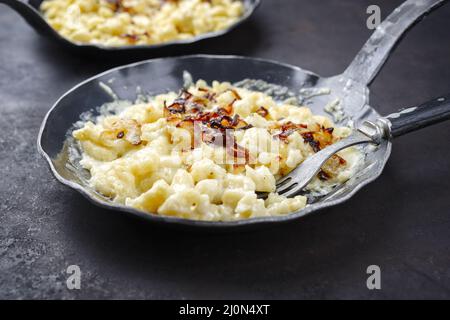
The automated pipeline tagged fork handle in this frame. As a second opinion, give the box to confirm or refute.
[386,94,450,138]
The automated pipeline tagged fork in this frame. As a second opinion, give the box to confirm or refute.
[275,94,450,198]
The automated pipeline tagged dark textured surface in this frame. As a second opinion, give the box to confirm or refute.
[0,0,449,299]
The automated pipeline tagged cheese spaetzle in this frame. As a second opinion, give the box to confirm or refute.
[72,80,361,221]
[40,0,244,46]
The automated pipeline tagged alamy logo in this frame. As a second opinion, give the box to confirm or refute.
[366,265,381,290]
[366,5,381,30]
[66,265,81,290]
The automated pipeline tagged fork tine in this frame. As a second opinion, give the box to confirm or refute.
[274,131,375,198]
[276,176,292,187]
[276,182,298,195]
[281,184,305,198]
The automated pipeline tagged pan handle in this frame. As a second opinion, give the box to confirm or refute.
[384,94,450,138]
[344,0,447,86]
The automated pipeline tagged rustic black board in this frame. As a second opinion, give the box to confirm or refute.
[0,0,449,299]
